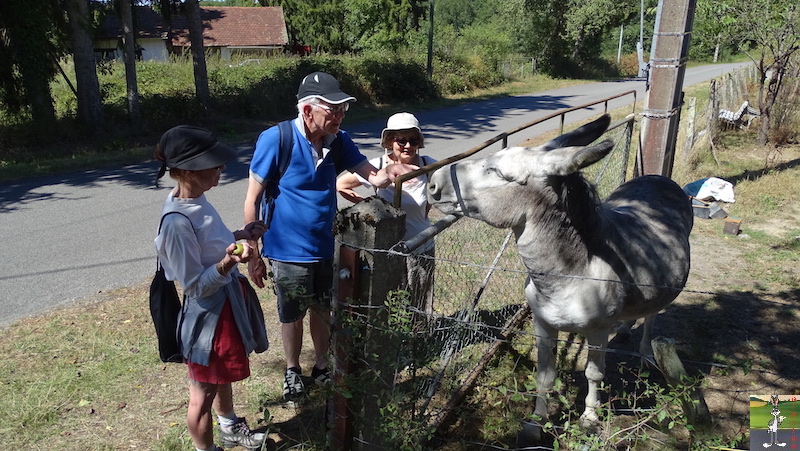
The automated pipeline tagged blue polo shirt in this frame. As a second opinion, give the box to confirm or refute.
[250,118,367,262]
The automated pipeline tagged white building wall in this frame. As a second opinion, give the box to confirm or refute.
[137,39,169,62]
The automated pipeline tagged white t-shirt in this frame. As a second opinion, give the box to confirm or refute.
[355,154,436,253]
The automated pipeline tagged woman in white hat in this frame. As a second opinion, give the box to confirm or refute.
[337,112,438,318]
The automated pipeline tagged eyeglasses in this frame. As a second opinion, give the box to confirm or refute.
[313,103,349,115]
[394,137,421,147]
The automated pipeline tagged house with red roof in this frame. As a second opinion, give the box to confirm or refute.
[94,6,289,62]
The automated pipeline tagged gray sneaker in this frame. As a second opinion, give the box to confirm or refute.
[282,367,305,403]
[219,417,265,450]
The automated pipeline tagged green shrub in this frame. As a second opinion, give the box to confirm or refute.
[618,52,642,78]
[1,49,503,153]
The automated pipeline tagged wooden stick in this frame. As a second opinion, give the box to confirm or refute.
[651,336,712,427]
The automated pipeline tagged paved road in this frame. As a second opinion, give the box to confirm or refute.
[0,62,750,328]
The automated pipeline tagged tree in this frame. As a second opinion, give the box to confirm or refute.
[184,0,211,109]
[156,0,211,110]
[199,0,257,5]
[65,0,106,133]
[0,0,64,128]
[436,0,483,30]
[564,0,635,60]
[691,0,738,62]
[261,0,426,53]
[723,0,799,145]
[115,0,141,124]
[345,0,425,52]
[502,0,572,74]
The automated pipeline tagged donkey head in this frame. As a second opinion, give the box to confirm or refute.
[428,114,614,229]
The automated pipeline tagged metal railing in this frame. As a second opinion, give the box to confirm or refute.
[392,89,638,207]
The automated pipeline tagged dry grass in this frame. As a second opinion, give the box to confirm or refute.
[0,279,325,450]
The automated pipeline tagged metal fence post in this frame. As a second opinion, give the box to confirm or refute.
[331,196,406,450]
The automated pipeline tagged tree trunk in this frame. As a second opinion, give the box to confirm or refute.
[65,0,105,133]
[0,0,57,127]
[571,31,584,61]
[756,58,786,146]
[116,0,141,124]
[185,0,211,111]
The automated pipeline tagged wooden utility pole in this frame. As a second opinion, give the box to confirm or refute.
[639,0,697,177]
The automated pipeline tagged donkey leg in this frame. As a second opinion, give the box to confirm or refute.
[638,313,657,368]
[518,316,558,446]
[614,319,636,342]
[579,330,608,428]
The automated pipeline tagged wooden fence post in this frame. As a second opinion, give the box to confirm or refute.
[331,197,406,450]
[682,96,696,163]
[651,336,712,428]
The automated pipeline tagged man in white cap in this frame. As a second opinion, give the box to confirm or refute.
[244,72,414,403]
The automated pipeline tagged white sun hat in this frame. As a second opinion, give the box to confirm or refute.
[380,112,424,148]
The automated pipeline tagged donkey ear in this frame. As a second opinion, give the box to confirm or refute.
[541,114,612,151]
[541,140,615,176]
[574,140,615,170]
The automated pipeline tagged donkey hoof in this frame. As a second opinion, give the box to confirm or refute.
[517,420,542,446]
[579,411,600,430]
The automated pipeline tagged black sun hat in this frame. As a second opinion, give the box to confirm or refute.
[296,72,356,105]
[155,125,237,184]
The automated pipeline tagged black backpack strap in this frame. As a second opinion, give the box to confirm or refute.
[331,131,353,174]
[261,120,295,228]
[273,120,294,195]
[158,211,192,235]
[420,155,432,182]
[156,211,193,269]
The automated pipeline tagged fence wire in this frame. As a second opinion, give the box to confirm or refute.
[333,120,640,445]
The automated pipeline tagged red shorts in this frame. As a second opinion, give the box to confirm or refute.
[187,300,250,384]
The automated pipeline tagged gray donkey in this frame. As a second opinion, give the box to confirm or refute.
[428,114,693,444]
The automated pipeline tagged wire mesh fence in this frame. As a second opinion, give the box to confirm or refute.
[500,57,538,79]
[332,117,635,448]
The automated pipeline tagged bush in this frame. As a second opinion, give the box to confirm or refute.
[0,48,504,153]
[618,52,642,78]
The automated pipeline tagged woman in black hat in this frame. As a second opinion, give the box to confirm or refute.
[154,125,268,451]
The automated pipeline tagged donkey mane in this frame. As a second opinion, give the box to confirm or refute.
[539,172,607,263]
